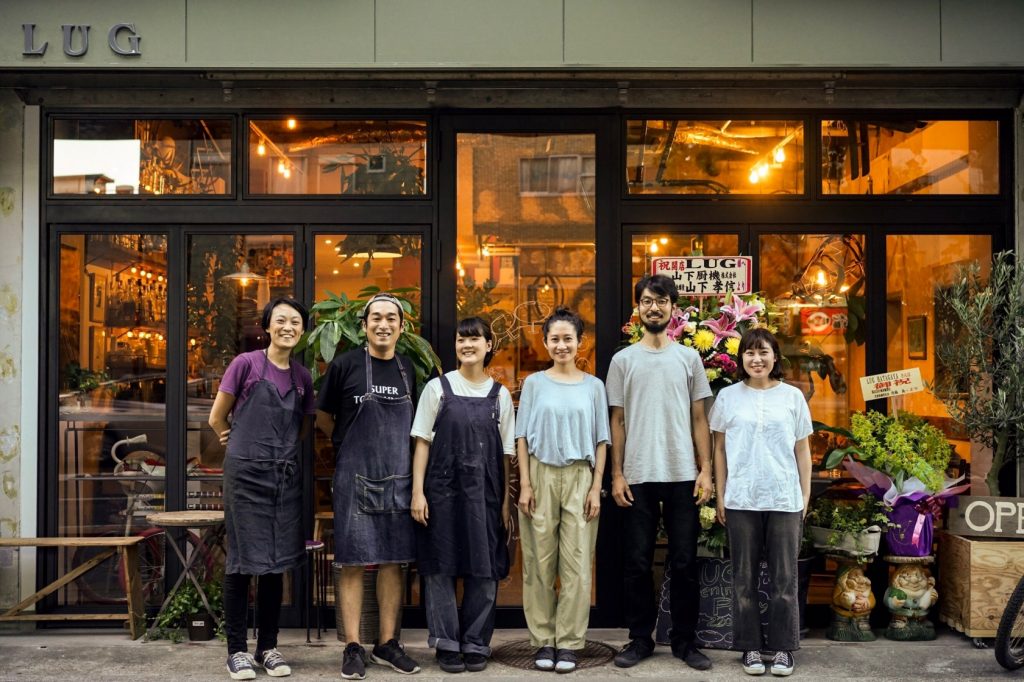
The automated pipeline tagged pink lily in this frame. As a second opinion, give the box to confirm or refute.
[665,306,692,341]
[720,293,764,323]
[700,313,741,346]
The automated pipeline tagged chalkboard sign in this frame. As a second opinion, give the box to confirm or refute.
[656,558,770,650]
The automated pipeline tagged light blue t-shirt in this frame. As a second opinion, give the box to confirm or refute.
[514,371,611,467]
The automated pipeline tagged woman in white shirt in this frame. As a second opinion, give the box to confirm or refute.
[516,307,610,673]
[710,328,812,678]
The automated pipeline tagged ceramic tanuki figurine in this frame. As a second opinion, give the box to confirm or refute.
[826,563,876,642]
[883,562,938,641]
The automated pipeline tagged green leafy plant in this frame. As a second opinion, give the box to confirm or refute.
[932,250,1024,496]
[817,410,953,493]
[322,146,425,196]
[147,577,224,642]
[805,494,893,554]
[64,362,108,392]
[295,286,442,392]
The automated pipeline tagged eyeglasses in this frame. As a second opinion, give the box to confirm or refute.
[639,296,671,309]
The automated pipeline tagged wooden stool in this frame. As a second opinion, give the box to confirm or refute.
[145,510,225,638]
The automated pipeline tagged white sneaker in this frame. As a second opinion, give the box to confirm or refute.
[742,650,766,675]
[771,650,794,676]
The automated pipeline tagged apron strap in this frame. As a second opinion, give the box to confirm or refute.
[364,347,412,398]
[438,373,455,400]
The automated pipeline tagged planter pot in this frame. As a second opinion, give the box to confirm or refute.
[187,611,215,641]
[938,532,1024,637]
[808,525,881,557]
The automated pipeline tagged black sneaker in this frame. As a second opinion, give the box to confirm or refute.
[534,646,556,671]
[226,651,256,681]
[255,648,292,677]
[371,638,421,674]
[613,639,653,668]
[436,649,465,674]
[464,653,488,672]
[676,641,712,671]
[771,650,794,676]
[342,642,366,680]
[742,650,766,675]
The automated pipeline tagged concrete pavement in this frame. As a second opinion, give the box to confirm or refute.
[0,627,1008,681]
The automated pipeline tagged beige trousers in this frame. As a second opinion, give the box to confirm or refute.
[519,458,599,650]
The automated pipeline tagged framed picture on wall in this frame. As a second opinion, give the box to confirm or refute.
[89,272,106,324]
[907,314,927,360]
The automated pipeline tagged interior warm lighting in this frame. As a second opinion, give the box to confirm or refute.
[257,142,266,156]
[126,331,134,338]
[157,275,164,282]
[332,269,339,275]
[324,239,332,245]
[277,161,286,174]
[816,269,828,287]
[481,246,490,257]
[659,237,668,245]
[221,261,267,287]
[749,170,760,184]
[757,163,769,178]
[774,146,787,163]
[839,283,850,293]
[190,338,196,346]
[286,118,297,130]
[283,168,291,179]
[649,242,659,254]
[130,266,138,274]
[353,261,361,268]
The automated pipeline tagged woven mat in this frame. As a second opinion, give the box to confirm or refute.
[491,640,617,671]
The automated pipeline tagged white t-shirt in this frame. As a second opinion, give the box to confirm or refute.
[410,370,516,455]
[606,342,713,484]
[708,381,813,513]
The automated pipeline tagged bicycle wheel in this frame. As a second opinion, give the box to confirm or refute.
[117,528,218,607]
[995,572,1024,669]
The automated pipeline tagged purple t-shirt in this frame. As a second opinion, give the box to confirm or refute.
[219,349,316,417]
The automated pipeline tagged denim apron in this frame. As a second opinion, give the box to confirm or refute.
[223,351,304,575]
[416,374,509,580]
[333,349,416,565]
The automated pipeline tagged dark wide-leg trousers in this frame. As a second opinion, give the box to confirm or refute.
[621,481,700,647]
[726,509,802,652]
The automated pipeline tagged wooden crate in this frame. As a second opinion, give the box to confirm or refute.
[938,532,1024,637]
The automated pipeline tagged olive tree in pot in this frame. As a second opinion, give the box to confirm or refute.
[932,251,1024,496]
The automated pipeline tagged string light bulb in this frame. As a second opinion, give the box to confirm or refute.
[286,118,297,130]
[283,168,291,179]
[749,170,760,184]
[774,146,786,163]
[257,142,266,156]
[277,160,286,174]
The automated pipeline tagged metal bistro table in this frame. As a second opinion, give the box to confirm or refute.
[145,510,225,636]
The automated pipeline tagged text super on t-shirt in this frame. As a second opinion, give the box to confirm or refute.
[316,347,417,450]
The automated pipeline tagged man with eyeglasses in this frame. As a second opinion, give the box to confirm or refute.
[607,273,715,671]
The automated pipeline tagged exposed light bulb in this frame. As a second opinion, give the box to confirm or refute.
[286,118,297,130]
[257,142,266,156]
[816,270,827,286]
[283,168,291,179]
[190,338,197,346]
[650,242,659,253]
[332,269,339,275]
[749,170,760,184]
[757,163,769,178]
[774,147,786,163]
[324,239,332,245]
[240,277,249,287]
[353,261,361,268]
[130,267,138,274]
[659,237,668,245]
[481,246,490,257]
[277,161,286,174]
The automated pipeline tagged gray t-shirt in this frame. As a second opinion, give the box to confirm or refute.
[514,371,611,467]
[606,342,713,484]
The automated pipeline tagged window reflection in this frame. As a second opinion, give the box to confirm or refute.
[759,234,867,467]
[821,120,999,195]
[57,233,168,606]
[248,119,427,195]
[885,234,992,488]
[53,119,231,195]
[627,119,804,195]
[631,232,741,281]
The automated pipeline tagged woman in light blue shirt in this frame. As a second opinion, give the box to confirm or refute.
[516,306,610,673]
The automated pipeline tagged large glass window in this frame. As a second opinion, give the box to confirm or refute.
[57,233,169,606]
[52,118,231,196]
[627,119,804,195]
[821,120,999,195]
[885,233,992,488]
[630,232,742,281]
[457,131,597,607]
[759,234,867,468]
[248,119,427,195]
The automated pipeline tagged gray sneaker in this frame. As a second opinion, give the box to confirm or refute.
[255,648,292,677]
[226,651,256,681]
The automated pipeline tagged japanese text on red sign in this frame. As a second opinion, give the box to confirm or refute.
[651,256,752,297]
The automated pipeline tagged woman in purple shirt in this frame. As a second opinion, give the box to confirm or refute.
[208,297,315,681]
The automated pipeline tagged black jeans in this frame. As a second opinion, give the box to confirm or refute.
[224,572,284,655]
[621,481,699,647]
[726,509,801,652]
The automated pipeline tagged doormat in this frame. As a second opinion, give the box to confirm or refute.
[491,640,616,670]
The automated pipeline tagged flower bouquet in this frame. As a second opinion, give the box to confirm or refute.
[818,411,970,556]
[622,292,771,395]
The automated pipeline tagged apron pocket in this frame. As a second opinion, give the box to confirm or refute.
[356,474,412,514]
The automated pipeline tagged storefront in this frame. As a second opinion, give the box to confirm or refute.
[1,1,1022,630]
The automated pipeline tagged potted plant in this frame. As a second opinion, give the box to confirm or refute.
[149,577,224,642]
[932,250,1024,496]
[818,411,969,556]
[805,494,890,557]
[295,286,441,392]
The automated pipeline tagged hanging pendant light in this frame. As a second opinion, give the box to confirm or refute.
[220,261,267,288]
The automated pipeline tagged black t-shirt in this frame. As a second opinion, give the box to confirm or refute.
[316,347,417,450]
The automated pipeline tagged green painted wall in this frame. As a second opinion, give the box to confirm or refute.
[1,0,1024,69]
